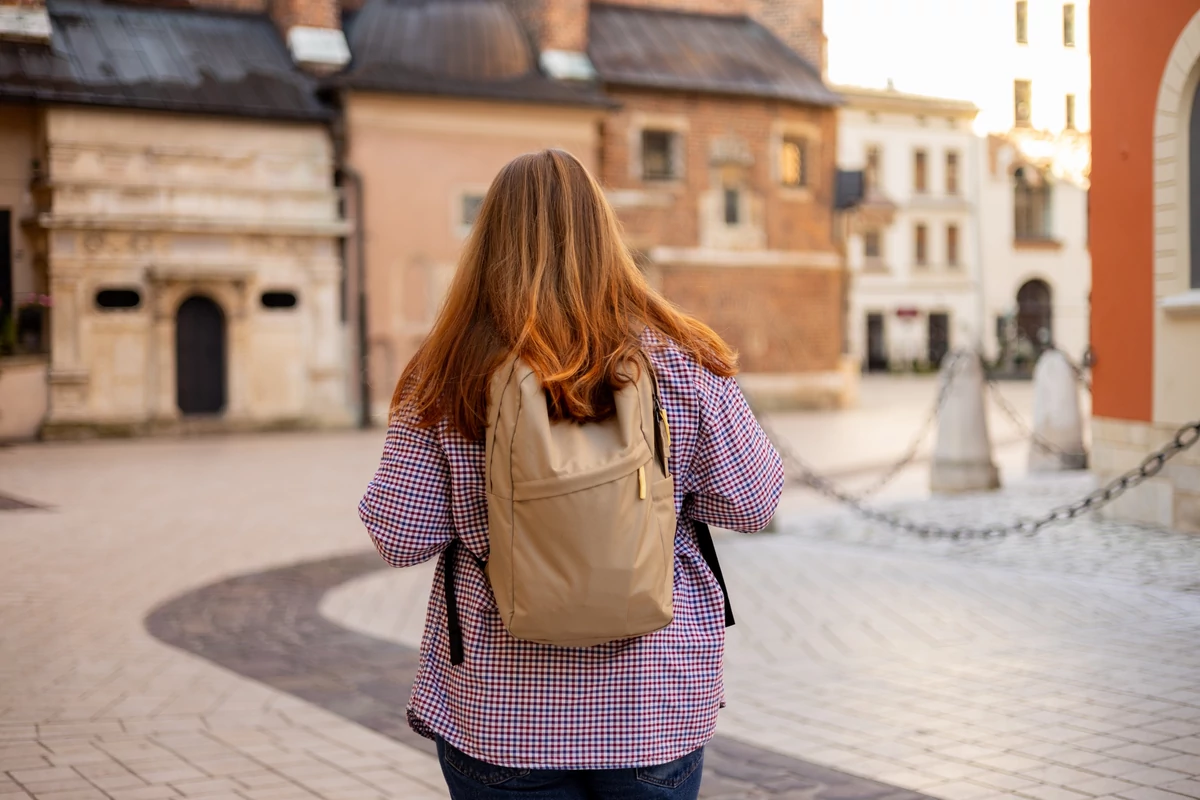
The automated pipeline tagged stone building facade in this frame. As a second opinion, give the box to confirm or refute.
[1,0,848,437]
[0,0,351,438]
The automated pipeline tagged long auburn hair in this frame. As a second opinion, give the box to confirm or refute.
[392,148,737,440]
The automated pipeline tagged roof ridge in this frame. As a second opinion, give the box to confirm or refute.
[588,2,749,24]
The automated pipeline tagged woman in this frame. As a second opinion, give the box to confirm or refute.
[360,149,784,799]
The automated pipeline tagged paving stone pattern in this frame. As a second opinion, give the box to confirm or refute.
[3,423,1200,800]
[326,472,1200,800]
[146,552,933,800]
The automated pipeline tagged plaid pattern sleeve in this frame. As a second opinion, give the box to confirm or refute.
[683,377,785,532]
[358,334,784,770]
[359,413,456,568]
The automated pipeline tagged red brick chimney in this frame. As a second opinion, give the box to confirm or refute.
[750,0,826,75]
[506,0,594,80]
[269,0,350,73]
[0,0,51,44]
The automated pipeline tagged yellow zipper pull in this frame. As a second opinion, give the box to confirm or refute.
[638,465,646,500]
[660,409,671,449]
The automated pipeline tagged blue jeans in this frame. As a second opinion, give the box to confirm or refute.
[436,738,704,800]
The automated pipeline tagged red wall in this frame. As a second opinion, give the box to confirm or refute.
[1091,0,1200,421]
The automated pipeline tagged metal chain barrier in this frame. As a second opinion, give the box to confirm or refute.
[984,378,1083,462]
[750,355,1200,539]
[849,352,965,499]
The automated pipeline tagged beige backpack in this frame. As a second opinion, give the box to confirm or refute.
[482,354,676,647]
[442,351,736,665]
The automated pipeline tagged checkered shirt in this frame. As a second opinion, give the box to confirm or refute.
[359,332,785,770]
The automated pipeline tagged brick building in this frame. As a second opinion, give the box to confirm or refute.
[0,0,849,439]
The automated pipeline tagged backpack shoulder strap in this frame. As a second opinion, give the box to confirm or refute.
[640,348,736,629]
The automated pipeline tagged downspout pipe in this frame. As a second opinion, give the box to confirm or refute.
[341,166,370,429]
[328,92,371,429]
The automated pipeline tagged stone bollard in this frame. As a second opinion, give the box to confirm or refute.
[931,351,1001,493]
[1028,349,1088,471]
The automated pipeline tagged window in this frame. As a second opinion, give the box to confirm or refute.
[1014,167,1052,240]
[461,194,484,228]
[780,136,808,187]
[1015,80,1033,127]
[913,149,928,193]
[1063,4,1076,47]
[864,229,882,259]
[947,224,960,266]
[723,188,740,225]
[642,130,677,180]
[915,223,928,265]
[96,289,141,309]
[1066,94,1077,130]
[1016,0,1028,43]
[864,146,881,192]
[261,291,298,309]
[946,151,960,195]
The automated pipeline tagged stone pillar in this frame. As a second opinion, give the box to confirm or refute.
[1029,349,1088,471]
[930,351,1001,493]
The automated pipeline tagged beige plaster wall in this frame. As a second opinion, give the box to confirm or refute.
[344,94,602,418]
[41,107,351,434]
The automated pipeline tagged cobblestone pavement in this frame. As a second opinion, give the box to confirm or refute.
[2,384,1197,800]
[325,473,1200,800]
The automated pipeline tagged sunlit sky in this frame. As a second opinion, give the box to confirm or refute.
[826,0,988,99]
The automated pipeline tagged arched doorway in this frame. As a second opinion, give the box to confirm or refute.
[1016,279,1053,365]
[176,295,226,415]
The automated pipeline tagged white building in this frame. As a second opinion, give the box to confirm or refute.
[838,87,981,372]
[828,0,1093,371]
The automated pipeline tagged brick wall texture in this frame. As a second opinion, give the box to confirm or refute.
[662,266,843,374]
[601,88,838,254]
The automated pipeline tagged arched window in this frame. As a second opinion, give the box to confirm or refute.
[1014,166,1052,241]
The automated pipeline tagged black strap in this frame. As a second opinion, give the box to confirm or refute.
[443,539,467,666]
[693,521,736,627]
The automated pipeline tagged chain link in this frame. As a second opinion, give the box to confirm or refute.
[848,352,965,499]
[753,391,1200,540]
[985,379,1086,464]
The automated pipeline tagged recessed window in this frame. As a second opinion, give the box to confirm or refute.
[1015,80,1033,127]
[1065,94,1077,130]
[915,223,928,265]
[864,229,882,259]
[780,136,808,188]
[913,149,928,193]
[96,289,141,309]
[946,151,960,195]
[261,291,298,309]
[947,224,960,266]
[865,146,881,192]
[642,130,678,181]
[1016,0,1028,43]
[723,188,740,225]
[1014,167,1052,240]
[1063,4,1076,47]
[461,194,484,228]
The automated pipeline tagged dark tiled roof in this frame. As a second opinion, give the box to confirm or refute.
[588,4,840,107]
[0,0,329,121]
[330,0,611,108]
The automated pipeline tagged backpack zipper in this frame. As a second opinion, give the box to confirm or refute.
[638,465,647,499]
